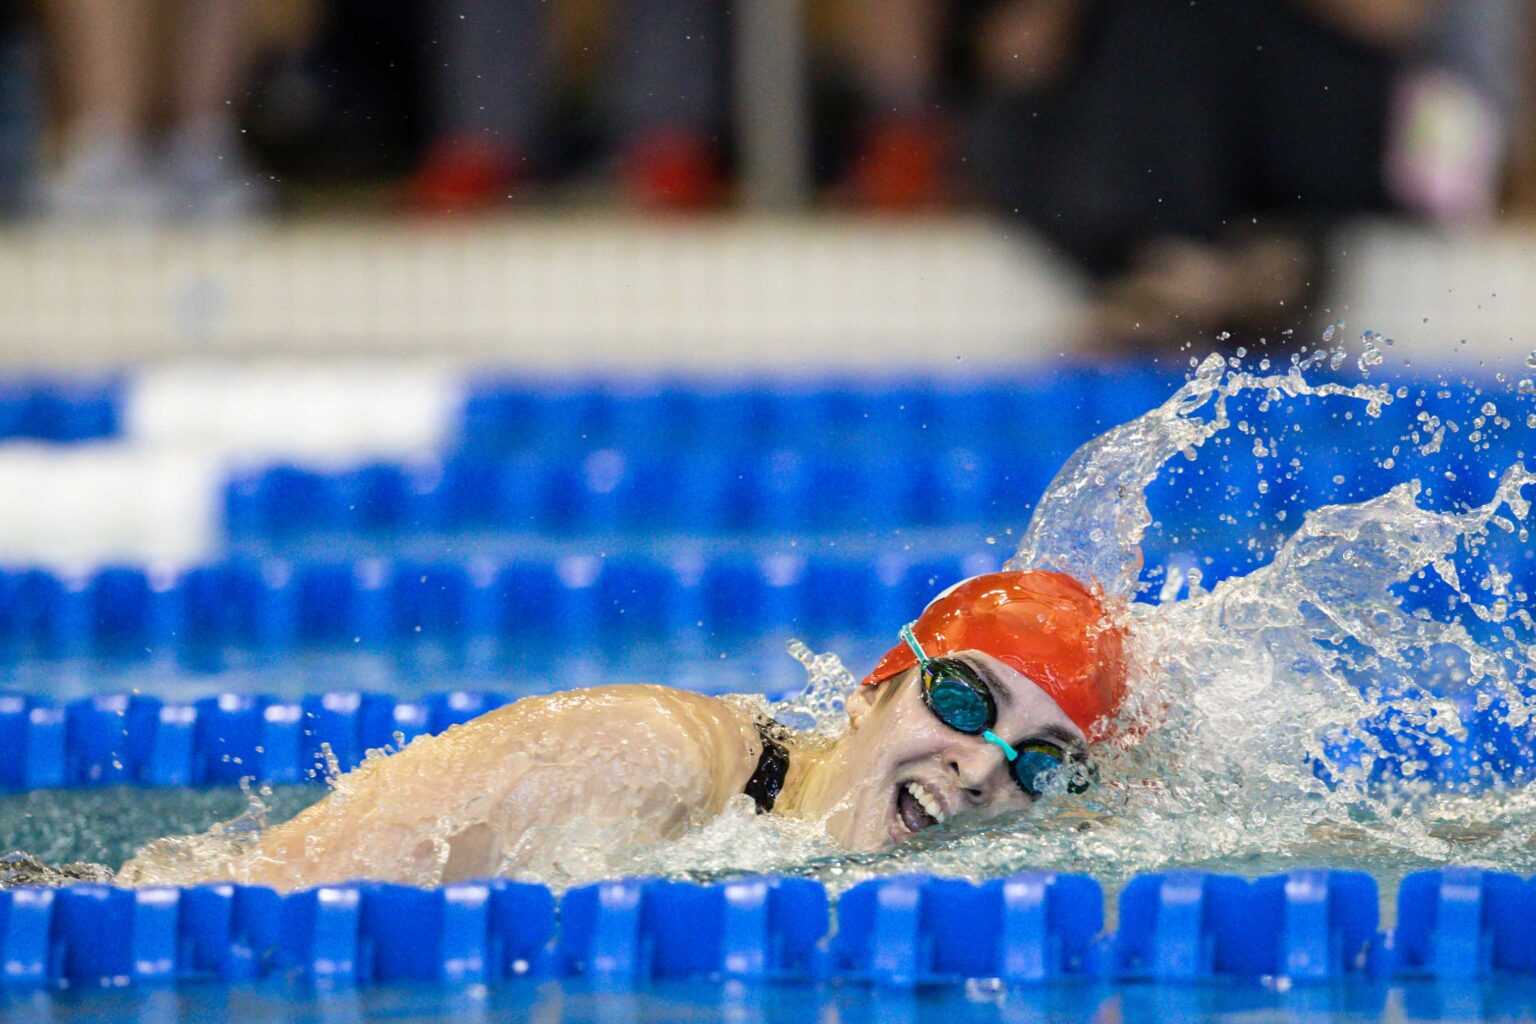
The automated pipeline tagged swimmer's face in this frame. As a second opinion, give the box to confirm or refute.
[825,650,1088,852]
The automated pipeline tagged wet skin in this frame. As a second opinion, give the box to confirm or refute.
[123,651,1086,889]
[214,685,766,889]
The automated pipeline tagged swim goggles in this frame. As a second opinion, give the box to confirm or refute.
[900,623,1091,799]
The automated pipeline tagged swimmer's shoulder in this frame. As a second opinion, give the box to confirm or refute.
[473,684,762,798]
[552,684,761,748]
[604,685,764,803]
[478,683,756,728]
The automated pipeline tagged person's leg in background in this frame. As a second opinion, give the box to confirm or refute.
[164,0,268,216]
[968,0,1221,275]
[964,0,1242,352]
[0,0,43,215]
[245,0,429,187]
[830,0,950,209]
[411,0,550,212]
[46,0,161,217]
[612,0,726,210]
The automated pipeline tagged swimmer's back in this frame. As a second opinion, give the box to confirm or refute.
[216,684,765,889]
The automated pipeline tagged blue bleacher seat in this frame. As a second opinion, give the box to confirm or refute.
[337,462,409,535]
[596,555,692,641]
[390,561,470,643]
[64,694,134,786]
[800,558,880,637]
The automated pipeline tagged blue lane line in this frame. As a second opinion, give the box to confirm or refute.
[1,868,1532,990]
[0,377,122,443]
[0,551,1002,665]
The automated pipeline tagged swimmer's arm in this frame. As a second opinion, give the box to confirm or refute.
[236,686,760,888]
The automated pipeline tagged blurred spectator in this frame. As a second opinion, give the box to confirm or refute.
[243,2,432,187]
[1384,1,1527,220]
[409,0,728,212]
[46,0,266,219]
[960,0,1528,352]
[0,0,41,216]
[827,0,953,210]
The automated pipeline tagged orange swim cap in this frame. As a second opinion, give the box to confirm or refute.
[860,570,1127,741]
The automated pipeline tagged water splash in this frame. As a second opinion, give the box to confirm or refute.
[763,344,1535,894]
[772,639,854,739]
[1010,351,1393,599]
[116,780,291,887]
[862,347,1536,895]
[0,851,114,888]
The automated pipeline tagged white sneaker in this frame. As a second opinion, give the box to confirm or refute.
[47,120,169,221]
[162,115,272,220]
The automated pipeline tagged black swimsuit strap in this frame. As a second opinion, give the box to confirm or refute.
[743,717,791,813]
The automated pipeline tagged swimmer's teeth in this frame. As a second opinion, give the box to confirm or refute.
[906,782,945,824]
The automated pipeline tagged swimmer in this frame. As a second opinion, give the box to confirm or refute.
[128,569,1125,889]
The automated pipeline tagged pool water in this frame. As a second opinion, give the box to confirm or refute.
[4,352,1536,1020]
[0,787,319,871]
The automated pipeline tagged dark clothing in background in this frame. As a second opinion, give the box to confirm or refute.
[967,0,1397,277]
[245,1,433,181]
[0,0,39,214]
[433,0,726,158]
[1431,0,1526,119]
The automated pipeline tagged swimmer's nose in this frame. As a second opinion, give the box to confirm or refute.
[945,738,1008,803]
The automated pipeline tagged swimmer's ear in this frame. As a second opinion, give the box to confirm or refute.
[846,681,876,727]
[847,666,908,727]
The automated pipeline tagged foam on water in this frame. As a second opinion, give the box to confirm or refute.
[86,343,1536,895]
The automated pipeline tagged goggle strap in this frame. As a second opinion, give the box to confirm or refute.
[982,730,1018,762]
[899,623,930,666]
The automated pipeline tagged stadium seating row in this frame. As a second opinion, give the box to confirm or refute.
[0,690,512,790]
[455,370,1182,455]
[223,448,1064,539]
[0,541,1526,666]
[223,438,1507,544]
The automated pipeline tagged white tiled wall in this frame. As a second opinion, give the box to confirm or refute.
[0,216,1083,369]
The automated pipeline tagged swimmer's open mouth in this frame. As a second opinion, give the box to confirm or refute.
[896,780,947,835]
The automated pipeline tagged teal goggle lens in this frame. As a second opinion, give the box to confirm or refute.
[1012,745,1093,798]
[1013,747,1065,798]
[920,662,994,734]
